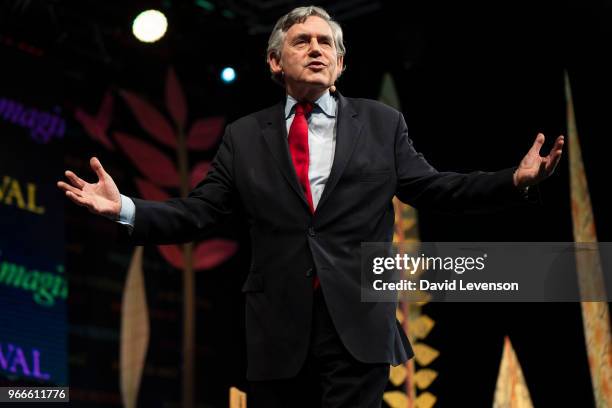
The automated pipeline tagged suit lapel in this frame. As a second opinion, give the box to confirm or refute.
[261,101,311,211]
[316,92,363,211]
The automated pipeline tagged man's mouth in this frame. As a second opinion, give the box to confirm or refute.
[307,61,326,68]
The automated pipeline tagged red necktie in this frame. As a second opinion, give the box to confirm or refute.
[288,102,320,289]
[288,102,315,213]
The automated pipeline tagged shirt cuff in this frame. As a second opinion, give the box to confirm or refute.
[116,194,136,231]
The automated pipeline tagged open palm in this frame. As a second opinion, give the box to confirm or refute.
[57,157,121,219]
[513,133,564,189]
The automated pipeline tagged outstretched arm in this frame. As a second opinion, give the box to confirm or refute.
[128,126,237,245]
[394,112,564,213]
[57,157,122,219]
[58,126,238,245]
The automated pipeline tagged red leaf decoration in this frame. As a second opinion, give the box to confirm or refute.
[190,161,211,189]
[194,239,238,271]
[158,244,183,269]
[114,131,180,187]
[74,91,115,150]
[135,178,170,201]
[75,109,114,150]
[120,90,177,149]
[97,90,114,130]
[166,67,187,129]
[186,117,225,150]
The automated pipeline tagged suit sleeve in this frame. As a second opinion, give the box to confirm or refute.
[393,111,534,214]
[128,124,237,245]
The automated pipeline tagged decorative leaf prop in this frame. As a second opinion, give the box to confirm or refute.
[565,71,612,407]
[413,343,439,367]
[77,69,237,408]
[382,391,408,408]
[389,364,407,386]
[187,117,225,150]
[120,90,177,148]
[194,239,239,271]
[74,91,115,150]
[156,238,238,272]
[120,246,149,408]
[190,161,211,189]
[114,131,180,187]
[158,245,184,269]
[493,336,533,408]
[135,178,171,201]
[414,369,438,390]
[414,392,437,408]
[166,67,187,129]
[97,90,114,130]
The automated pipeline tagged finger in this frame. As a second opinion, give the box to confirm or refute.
[552,135,565,151]
[546,146,563,173]
[538,159,547,176]
[548,144,564,160]
[65,190,91,208]
[57,181,83,197]
[90,157,107,181]
[548,157,561,174]
[65,170,86,189]
[528,133,545,156]
[546,136,564,160]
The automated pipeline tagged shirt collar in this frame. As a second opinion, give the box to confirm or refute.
[284,90,336,119]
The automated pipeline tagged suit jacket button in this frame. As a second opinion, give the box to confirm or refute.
[305,268,313,277]
[308,227,316,237]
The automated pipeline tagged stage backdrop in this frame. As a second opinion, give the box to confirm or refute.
[0,54,67,386]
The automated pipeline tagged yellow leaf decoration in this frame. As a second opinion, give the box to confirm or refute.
[414,368,438,389]
[382,73,438,408]
[415,391,437,408]
[383,390,409,408]
[409,315,435,340]
[389,364,407,386]
[399,290,431,305]
[413,343,439,367]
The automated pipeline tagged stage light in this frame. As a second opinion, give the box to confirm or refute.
[221,67,236,83]
[132,10,168,43]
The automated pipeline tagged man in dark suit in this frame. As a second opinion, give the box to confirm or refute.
[58,6,564,407]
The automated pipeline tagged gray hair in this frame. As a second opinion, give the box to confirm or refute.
[266,6,346,84]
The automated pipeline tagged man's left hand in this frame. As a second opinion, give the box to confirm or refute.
[513,133,565,189]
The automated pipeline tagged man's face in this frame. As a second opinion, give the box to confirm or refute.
[269,16,344,97]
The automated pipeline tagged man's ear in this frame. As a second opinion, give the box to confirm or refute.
[335,54,344,79]
[268,52,282,75]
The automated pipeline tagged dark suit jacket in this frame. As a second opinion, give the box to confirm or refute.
[128,92,527,380]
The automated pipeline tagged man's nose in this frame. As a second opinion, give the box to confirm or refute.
[308,39,322,55]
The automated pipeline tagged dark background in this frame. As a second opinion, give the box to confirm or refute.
[1,0,610,406]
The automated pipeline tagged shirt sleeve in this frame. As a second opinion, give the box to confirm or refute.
[116,194,136,231]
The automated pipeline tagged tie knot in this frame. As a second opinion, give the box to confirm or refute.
[296,102,313,115]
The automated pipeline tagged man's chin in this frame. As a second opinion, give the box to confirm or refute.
[287,77,332,98]
[299,78,329,89]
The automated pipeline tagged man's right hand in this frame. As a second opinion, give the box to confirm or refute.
[57,157,122,219]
